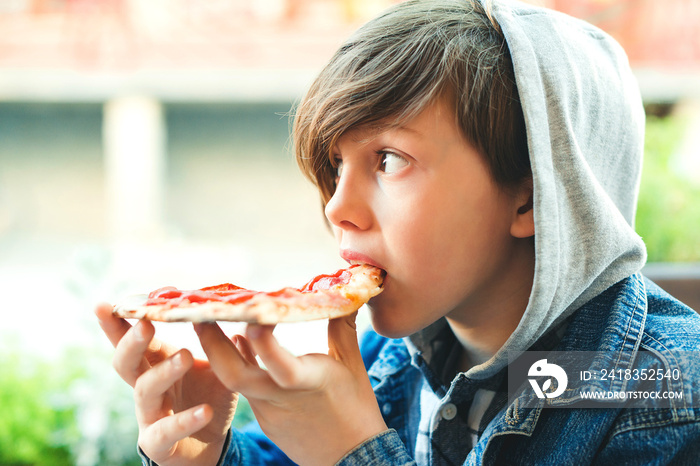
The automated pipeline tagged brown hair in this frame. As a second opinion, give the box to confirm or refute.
[293,0,530,206]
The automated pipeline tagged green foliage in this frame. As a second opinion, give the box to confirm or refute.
[0,345,142,466]
[0,353,77,466]
[0,340,260,466]
[636,114,700,262]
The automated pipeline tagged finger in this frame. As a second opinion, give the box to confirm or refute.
[246,324,313,389]
[95,302,133,348]
[139,404,213,459]
[134,349,194,425]
[327,312,364,372]
[195,323,275,395]
[112,319,157,387]
[95,303,176,363]
[232,335,259,367]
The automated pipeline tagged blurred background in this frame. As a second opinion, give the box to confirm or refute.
[0,0,698,464]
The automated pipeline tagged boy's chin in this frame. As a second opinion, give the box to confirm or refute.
[366,303,416,340]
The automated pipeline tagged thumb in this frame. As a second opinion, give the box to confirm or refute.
[327,311,364,372]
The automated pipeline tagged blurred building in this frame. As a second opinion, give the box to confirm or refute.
[0,0,396,100]
[0,0,697,245]
[0,0,398,244]
[552,0,700,102]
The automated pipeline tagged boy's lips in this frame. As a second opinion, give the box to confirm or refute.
[340,249,385,271]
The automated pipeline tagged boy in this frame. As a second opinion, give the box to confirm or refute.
[96,0,700,464]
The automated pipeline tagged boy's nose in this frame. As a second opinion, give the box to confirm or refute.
[324,175,373,232]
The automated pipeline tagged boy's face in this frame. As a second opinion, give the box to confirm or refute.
[326,97,533,339]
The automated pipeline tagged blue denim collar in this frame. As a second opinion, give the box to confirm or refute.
[367,337,411,382]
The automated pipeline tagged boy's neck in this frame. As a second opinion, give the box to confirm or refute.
[446,241,535,372]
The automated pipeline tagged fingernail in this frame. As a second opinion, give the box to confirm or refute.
[193,407,206,421]
[193,323,203,334]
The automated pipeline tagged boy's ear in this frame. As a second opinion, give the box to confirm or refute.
[510,177,534,238]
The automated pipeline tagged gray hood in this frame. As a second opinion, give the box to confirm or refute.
[412,0,648,378]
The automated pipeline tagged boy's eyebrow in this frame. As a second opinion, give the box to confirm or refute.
[347,124,421,148]
[363,122,423,139]
[335,118,425,150]
[393,124,422,136]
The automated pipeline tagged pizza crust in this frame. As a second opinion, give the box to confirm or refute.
[113,264,385,324]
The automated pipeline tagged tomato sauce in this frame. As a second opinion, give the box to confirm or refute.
[145,265,356,307]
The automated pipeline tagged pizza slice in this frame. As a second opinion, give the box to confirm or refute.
[113,264,385,324]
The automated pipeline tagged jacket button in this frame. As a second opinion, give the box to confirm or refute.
[382,403,392,416]
[441,403,457,420]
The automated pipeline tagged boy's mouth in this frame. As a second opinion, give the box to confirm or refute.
[340,249,385,272]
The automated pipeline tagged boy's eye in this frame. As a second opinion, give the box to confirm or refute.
[379,151,408,174]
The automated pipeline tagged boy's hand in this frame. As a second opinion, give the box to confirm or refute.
[196,311,388,466]
[95,303,237,466]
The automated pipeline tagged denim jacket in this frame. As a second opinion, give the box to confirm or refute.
[140,274,700,465]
